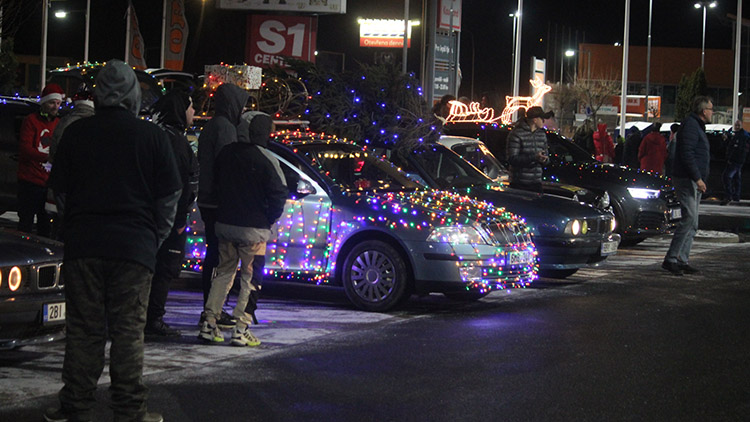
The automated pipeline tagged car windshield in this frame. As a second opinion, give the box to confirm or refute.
[388,143,491,190]
[295,145,422,192]
[450,142,508,181]
[547,133,597,163]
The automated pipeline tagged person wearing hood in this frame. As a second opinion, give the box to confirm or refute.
[622,126,642,168]
[46,60,180,422]
[592,122,615,163]
[199,111,287,347]
[197,83,250,328]
[145,90,199,337]
[506,106,553,193]
[17,83,64,237]
[638,122,667,173]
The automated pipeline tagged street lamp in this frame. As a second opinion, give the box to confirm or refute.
[509,11,518,94]
[53,0,91,64]
[561,49,575,83]
[694,1,717,69]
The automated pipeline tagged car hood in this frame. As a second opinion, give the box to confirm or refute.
[548,161,672,191]
[0,229,63,264]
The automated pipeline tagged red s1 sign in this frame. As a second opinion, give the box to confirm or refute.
[246,15,317,67]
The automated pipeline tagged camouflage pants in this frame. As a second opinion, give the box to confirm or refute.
[59,257,153,422]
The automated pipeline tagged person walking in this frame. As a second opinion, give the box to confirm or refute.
[721,120,749,205]
[662,96,713,276]
[197,83,250,328]
[44,60,181,422]
[638,122,668,173]
[145,90,199,337]
[17,83,64,237]
[506,106,553,193]
[199,112,287,347]
[622,126,642,169]
[593,122,615,163]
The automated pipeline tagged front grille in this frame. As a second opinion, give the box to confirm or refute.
[585,216,613,235]
[636,211,667,231]
[37,264,58,288]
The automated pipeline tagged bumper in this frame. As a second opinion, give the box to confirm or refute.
[620,198,681,236]
[0,292,66,350]
[535,233,621,270]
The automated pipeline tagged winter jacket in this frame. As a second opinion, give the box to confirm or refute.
[592,124,615,163]
[672,113,710,182]
[50,60,181,271]
[638,131,668,173]
[49,101,95,163]
[17,112,58,186]
[197,84,250,208]
[726,128,750,165]
[215,112,287,245]
[506,119,548,187]
[153,91,199,230]
[622,128,642,168]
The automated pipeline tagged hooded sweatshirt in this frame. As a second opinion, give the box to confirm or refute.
[214,112,287,245]
[197,84,250,208]
[592,123,615,163]
[49,60,181,271]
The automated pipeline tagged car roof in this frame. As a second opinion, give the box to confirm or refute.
[438,135,482,148]
[614,121,653,131]
[272,129,360,148]
[0,96,40,108]
[705,123,732,132]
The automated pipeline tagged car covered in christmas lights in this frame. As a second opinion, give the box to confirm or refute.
[445,122,681,245]
[185,131,537,311]
[380,141,619,279]
[0,228,65,350]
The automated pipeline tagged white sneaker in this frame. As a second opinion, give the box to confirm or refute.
[231,326,261,347]
[198,321,224,343]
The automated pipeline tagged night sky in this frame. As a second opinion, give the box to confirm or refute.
[11,0,748,99]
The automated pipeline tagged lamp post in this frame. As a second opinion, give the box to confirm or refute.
[509,11,518,93]
[53,0,91,64]
[645,0,653,119]
[694,1,717,70]
[40,0,49,91]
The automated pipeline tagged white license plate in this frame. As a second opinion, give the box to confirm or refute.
[601,240,618,255]
[509,250,533,265]
[670,207,682,220]
[44,302,66,324]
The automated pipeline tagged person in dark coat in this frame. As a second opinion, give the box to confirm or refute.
[199,112,287,347]
[662,96,713,276]
[721,120,749,204]
[196,83,250,328]
[622,126,642,168]
[144,90,199,337]
[506,106,553,193]
[46,59,180,422]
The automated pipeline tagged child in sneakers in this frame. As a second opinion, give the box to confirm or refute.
[199,111,287,346]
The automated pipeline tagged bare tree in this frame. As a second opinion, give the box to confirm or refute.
[574,70,621,125]
[0,0,39,40]
[547,81,579,135]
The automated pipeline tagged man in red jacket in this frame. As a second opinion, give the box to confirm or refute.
[17,83,64,237]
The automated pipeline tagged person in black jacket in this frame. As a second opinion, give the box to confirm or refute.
[46,59,178,422]
[144,91,199,337]
[622,126,642,168]
[199,111,287,347]
[506,106,553,192]
[662,96,713,276]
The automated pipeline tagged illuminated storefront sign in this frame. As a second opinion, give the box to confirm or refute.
[358,19,419,48]
[217,0,346,14]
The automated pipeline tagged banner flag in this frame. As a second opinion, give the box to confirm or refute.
[164,0,189,70]
[126,1,148,69]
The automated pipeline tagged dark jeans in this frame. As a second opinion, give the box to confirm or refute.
[147,230,188,323]
[723,161,743,201]
[59,257,153,422]
[199,206,219,306]
[17,179,51,237]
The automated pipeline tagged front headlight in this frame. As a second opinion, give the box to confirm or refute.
[565,219,589,236]
[599,191,611,209]
[427,225,492,244]
[627,187,660,199]
[8,266,22,292]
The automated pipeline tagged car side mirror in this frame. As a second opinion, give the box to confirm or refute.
[296,179,316,196]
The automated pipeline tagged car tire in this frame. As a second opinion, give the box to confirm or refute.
[342,240,410,312]
[443,291,490,302]
[539,268,578,279]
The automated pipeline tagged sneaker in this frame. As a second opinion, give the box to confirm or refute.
[231,325,261,347]
[144,318,180,337]
[661,260,684,276]
[43,408,87,422]
[197,311,206,326]
[680,263,700,275]
[217,310,236,329]
[198,321,224,343]
[141,412,164,422]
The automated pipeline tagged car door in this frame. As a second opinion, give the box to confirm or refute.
[265,153,333,275]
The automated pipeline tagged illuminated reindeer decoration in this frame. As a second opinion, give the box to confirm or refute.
[499,79,552,124]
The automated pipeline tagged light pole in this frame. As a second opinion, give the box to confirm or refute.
[645,0,653,119]
[695,1,717,70]
[564,49,575,82]
[53,0,91,64]
[40,0,49,91]
[509,11,518,93]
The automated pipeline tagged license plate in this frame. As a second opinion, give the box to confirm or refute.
[601,240,618,255]
[509,250,533,265]
[44,302,66,324]
[670,207,682,220]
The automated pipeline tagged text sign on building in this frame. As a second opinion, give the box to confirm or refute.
[438,0,462,31]
[217,0,346,14]
[246,15,317,68]
[433,32,456,98]
[358,19,416,48]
